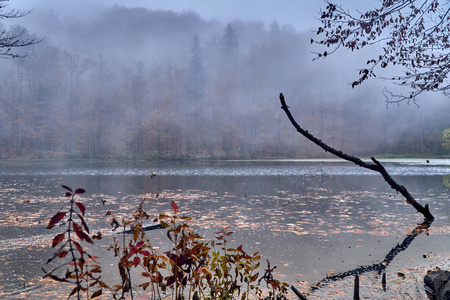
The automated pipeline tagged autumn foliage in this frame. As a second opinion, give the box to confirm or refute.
[44,186,289,299]
[43,185,105,299]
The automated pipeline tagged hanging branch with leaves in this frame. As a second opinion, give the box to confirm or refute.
[313,0,450,103]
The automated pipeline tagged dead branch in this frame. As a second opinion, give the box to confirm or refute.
[279,93,434,221]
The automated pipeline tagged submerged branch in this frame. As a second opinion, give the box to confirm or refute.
[279,93,434,221]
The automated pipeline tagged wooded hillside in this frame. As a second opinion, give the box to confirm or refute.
[0,6,449,159]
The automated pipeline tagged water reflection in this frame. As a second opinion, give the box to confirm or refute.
[317,221,431,283]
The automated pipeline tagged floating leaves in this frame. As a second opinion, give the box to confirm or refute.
[1,178,449,298]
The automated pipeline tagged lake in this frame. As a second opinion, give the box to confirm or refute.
[0,159,449,298]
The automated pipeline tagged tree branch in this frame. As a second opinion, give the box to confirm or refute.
[279,93,434,222]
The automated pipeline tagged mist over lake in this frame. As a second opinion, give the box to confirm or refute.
[0,1,450,299]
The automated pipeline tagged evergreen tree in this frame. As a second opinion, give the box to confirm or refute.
[186,34,206,101]
[219,23,239,69]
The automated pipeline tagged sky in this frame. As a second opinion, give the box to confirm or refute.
[9,0,368,32]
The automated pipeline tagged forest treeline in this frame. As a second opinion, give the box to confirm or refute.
[0,5,449,160]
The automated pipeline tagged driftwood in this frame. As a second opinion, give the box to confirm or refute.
[119,223,164,234]
[279,93,434,221]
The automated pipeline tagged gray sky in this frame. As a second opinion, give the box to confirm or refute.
[9,0,368,32]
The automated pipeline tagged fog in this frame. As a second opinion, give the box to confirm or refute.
[0,1,449,159]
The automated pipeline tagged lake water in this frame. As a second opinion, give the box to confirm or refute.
[0,159,449,298]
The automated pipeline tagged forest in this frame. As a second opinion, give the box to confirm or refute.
[1,5,449,160]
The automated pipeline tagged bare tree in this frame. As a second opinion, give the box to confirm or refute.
[313,0,450,104]
[0,0,40,58]
[279,93,434,221]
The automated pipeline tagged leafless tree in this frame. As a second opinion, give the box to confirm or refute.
[0,0,40,58]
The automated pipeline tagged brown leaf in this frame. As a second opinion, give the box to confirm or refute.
[91,289,102,298]
[52,233,66,248]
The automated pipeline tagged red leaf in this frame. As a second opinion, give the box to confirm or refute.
[58,250,69,258]
[75,188,86,195]
[72,241,84,256]
[136,241,144,248]
[77,213,90,233]
[141,250,150,256]
[171,200,179,213]
[61,185,73,192]
[65,192,72,197]
[141,272,151,277]
[133,256,141,267]
[75,202,86,215]
[129,246,138,256]
[52,233,66,248]
[47,212,67,228]
[166,275,175,286]
[73,222,82,233]
[75,229,94,244]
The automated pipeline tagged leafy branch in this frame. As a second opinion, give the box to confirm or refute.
[313,0,450,103]
[42,185,106,299]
